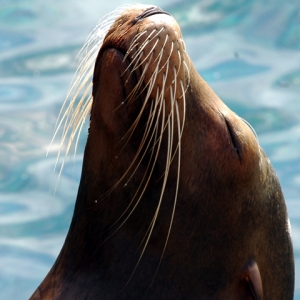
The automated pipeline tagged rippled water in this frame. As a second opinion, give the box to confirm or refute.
[1,0,299,299]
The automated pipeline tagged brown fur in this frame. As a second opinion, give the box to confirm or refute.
[30,5,294,299]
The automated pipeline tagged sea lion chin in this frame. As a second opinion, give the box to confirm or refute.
[30,4,294,300]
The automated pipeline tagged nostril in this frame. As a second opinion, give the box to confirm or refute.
[133,7,170,24]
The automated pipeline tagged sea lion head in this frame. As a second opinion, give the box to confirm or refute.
[31,4,294,300]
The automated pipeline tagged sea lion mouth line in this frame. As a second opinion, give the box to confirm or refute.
[133,6,170,24]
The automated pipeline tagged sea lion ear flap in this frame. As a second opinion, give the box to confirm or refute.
[241,261,263,300]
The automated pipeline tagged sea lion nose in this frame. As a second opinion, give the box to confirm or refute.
[133,7,170,24]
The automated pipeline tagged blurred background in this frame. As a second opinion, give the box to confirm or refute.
[0,0,299,298]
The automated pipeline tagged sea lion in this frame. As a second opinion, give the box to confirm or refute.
[30,4,294,300]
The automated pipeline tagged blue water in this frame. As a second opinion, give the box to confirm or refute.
[0,0,299,299]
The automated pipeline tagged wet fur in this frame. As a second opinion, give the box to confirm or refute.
[31,4,294,300]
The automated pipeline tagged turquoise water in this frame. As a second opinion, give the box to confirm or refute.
[0,0,299,299]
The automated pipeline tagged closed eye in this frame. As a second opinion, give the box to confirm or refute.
[224,117,242,160]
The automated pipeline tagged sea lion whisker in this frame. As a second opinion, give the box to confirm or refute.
[66,81,93,133]
[146,47,165,90]
[122,42,146,76]
[76,29,106,65]
[128,27,164,72]
[123,41,140,62]
[100,89,164,235]
[166,80,186,165]
[123,41,143,66]
[147,34,170,71]
[119,98,159,184]
[175,50,182,77]
[126,62,155,102]
[154,35,169,70]
[54,95,91,179]
[132,35,163,72]
[71,96,93,162]
[100,82,164,202]
[128,27,164,74]
[120,78,157,149]
[137,26,164,51]
[146,45,162,99]
[75,50,98,82]
[129,30,148,46]
[137,97,159,138]
[137,217,156,253]
[99,90,162,203]
[122,50,143,86]
[240,117,259,142]
[102,117,161,244]
[49,6,130,158]
[171,66,178,87]
[135,101,168,250]
[130,28,158,61]
[113,37,164,161]
[133,93,161,152]
[142,85,167,137]
[107,95,164,238]
[57,99,91,181]
[123,100,167,288]
[67,58,92,100]
[125,39,164,102]
[63,45,106,118]
[50,8,129,163]
[157,37,173,74]
[49,90,80,157]
[52,114,75,176]
[90,15,119,35]
[131,38,160,73]
[61,102,91,184]
[81,5,130,50]
[123,52,147,102]
[62,53,94,108]
[122,48,166,143]
[71,96,92,132]
[123,30,148,62]
[119,64,151,146]
[76,44,99,73]
[58,81,92,158]
[151,86,180,286]
[143,65,171,158]
[142,107,174,279]
[140,63,170,156]
[53,65,94,154]
[65,106,91,165]
[169,81,186,163]
[155,83,178,182]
